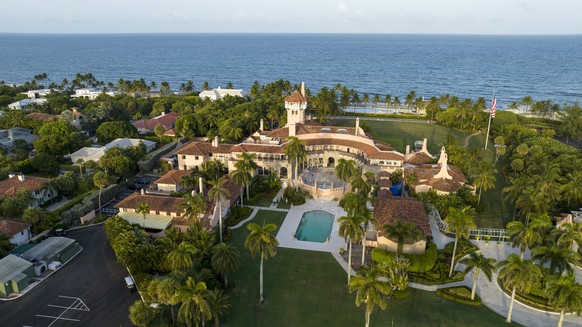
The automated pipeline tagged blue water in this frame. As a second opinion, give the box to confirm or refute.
[1,33,581,108]
[295,210,334,243]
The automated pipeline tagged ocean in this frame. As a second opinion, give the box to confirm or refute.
[0,33,581,108]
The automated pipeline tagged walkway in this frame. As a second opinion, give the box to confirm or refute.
[463,131,482,147]
[429,218,582,327]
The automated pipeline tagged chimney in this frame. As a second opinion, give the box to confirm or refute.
[140,188,145,195]
[199,177,204,194]
[355,117,360,136]
[421,138,428,153]
[214,136,219,147]
[289,123,296,137]
[260,119,264,131]
[434,153,453,180]
[406,145,410,156]
[8,173,15,179]
[300,82,305,97]
[437,146,446,165]
[18,174,25,182]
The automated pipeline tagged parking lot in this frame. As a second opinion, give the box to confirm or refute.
[0,226,139,327]
[98,175,158,216]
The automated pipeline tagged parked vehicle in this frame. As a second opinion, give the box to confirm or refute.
[125,276,136,292]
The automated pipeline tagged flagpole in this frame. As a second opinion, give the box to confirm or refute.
[484,89,496,150]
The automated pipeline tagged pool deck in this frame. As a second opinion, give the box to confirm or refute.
[276,198,347,253]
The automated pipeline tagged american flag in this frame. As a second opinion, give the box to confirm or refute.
[491,97,497,119]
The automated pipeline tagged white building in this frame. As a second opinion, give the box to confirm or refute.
[0,220,32,246]
[7,98,47,110]
[0,128,38,150]
[199,87,245,101]
[69,138,156,164]
[71,88,120,100]
[23,89,53,98]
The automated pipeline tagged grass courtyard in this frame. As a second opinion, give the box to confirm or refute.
[223,210,517,327]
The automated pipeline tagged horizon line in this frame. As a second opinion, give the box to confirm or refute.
[1,32,581,37]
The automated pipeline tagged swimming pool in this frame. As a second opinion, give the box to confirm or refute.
[294,210,334,243]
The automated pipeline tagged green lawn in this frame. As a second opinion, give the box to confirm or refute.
[223,210,517,327]
[335,119,473,154]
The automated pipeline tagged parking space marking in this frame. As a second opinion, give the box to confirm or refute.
[36,295,90,327]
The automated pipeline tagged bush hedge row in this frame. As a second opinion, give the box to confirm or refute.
[436,287,482,306]
[138,140,179,173]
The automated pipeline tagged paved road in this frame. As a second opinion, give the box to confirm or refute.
[0,225,138,327]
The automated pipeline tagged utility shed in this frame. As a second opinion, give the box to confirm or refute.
[0,254,34,297]
[20,237,81,264]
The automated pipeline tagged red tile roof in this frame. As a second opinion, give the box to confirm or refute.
[133,112,179,133]
[155,170,192,186]
[374,195,431,239]
[412,164,468,193]
[406,152,434,165]
[25,112,57,122]
[177,141,234,156]
[115,193,186,214]
[0,175,50,197]
[284,90,307,103]
[0,220,30,237]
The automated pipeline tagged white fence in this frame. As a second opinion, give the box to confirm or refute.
[429,209,510,242]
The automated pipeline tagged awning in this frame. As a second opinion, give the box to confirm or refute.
[118,212,173,230]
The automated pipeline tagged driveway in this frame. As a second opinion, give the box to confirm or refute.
[0,225,138,327]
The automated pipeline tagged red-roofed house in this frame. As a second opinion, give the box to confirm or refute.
[133,112,179,135]
[0,174,57,207]
[155,169,192,192]
[0,220,32,245]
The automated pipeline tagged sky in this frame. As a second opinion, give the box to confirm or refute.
[1,0,580,34]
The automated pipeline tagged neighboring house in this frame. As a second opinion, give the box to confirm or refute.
[23,89,52,98]
[0,128,38,150]
[132,111,179,135]
[7,98,47,111]
[371,190,431,254]
[66,108,85,130]
[115,193,186,231]
[0,220,32,246]
[69,138,156,163]
[25,112,58,123]
[71,88,120,100]
[0,174,57,207]
[199,87,245,101]
[154,169,191,192]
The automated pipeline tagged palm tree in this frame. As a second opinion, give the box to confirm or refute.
[521,95,534,115]
[180,193,207,223]
[168,241,198,272]
[177,277,211,327]
[360,211,378,266]
[245,222,279,303]
[506,216,550,259]
[154,124,166,145]
[497,254,542,323]
[349,265,392,327]
[383,218,422,257]
[156,277,180,325]
[284,136,307,188]
[206,289,230,327]
[76,158,85,178]
[179,174,199,193]
[532,241,579,275]
[235,152,257,200]
[459,251,496,300]
[230,169,249,206]
[552,222,582,250]
[349,173,372,198]
[338,215,365,284]
[208,176,231,243]
[93,171,114,209]
[560,172,582,207]
[135,202,150,227]
[444,206,477,277]
[211,242,240,286]
[339,192,369,217]
[545,275,582,327]
[471,162,497,205]
[335,158,357,184]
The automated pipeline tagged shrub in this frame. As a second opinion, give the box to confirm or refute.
[437,287,481,306]
[138,140,178,173]
[225,205,253,227]
[283,186,307,205]
[393,287,411,299]
[404,242,437,273]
